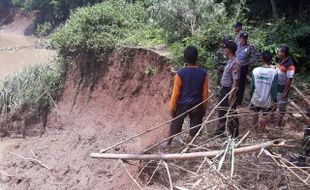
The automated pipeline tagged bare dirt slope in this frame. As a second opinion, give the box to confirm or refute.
[0,47,172,189]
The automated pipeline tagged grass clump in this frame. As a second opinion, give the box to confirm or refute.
[0,59,66,119]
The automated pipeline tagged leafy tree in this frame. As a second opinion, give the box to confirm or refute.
[148,0,226,42]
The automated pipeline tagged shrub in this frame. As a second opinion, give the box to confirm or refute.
[36,22,53,37]
[51,0,148,51]
[0,59,66,117]
[148,0,227,42]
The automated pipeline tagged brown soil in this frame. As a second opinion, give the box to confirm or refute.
[0,47,173,189]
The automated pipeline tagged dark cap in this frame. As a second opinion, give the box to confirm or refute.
[233,22,242,28]
[239,32,248,39]
[222,40,237,54]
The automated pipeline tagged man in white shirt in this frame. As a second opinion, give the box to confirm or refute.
[250,51,278,132]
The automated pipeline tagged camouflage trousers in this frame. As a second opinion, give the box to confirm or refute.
[298,126,310,160]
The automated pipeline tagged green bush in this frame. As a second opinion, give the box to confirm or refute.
[0,59,66,117]
[149,0,227,42]
[51,0,148,51]
[36,22,53,37]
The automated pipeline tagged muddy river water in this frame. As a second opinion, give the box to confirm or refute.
[0,33,56,78]
[0,33,55,188]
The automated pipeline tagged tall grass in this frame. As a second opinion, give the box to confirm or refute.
[0,58,66,118]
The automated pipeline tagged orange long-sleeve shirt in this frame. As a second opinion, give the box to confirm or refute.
[169,67,208,112]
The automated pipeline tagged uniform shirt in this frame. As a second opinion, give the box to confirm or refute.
[236,44,260,66]
[235,30,244,47]
[250,66,278,108]
[169,66,208,112]
[221,58,240,88]
[276,57,295,87]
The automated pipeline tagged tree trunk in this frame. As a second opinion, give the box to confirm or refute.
[270,0,279,19]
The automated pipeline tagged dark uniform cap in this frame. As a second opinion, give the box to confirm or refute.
[239,32,248,39]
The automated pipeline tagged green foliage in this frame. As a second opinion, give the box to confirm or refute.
[0,59,66,117]
[36,22,53,37]
[144,67,154,77]
[149,0,226,42]
[51,0,148,51]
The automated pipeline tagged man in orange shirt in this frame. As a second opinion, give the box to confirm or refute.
[167,46,208,146]
[276,46,295,127]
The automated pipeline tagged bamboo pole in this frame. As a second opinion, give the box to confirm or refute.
[292,85,310,106]
[90,140,284,161]
[100,94,214,153]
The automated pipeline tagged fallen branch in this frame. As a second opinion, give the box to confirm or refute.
[163,161,173,190]
[289,100,309,119]
[292,85,310,106]
[90,140,284,161]
[0,169,15,178]
[120,160,143,190]
[4,151,51,171]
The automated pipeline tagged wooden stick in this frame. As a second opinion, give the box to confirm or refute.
[289,100,309,119]
[184,88,236,152]
[120,160,143,190]
[163,161,173,190]
[90,140,284,161]
[4,151,51,171]
[147,160,162,185]
[100,94,214,153]
[292,85,310,106]
[129,160,154,190]
[0,169,15,178]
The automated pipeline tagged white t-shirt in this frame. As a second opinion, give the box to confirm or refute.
[250,66,278,108]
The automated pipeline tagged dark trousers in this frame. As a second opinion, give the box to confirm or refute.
[217,87,239,138]
[236,65,249,106]
[170,104,204,137]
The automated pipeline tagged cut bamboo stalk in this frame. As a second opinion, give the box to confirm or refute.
[90,140,284,161]
[292,85,310,106]
[289,99,309,119]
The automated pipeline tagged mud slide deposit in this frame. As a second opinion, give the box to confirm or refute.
[0,47,173,189]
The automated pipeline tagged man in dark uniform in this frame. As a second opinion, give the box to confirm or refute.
[214,36,232,86]
[215,40,240,138]
[235,32,260,106]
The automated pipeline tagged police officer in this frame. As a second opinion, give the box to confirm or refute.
[214,36,233,86]
[235,32,260,106]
